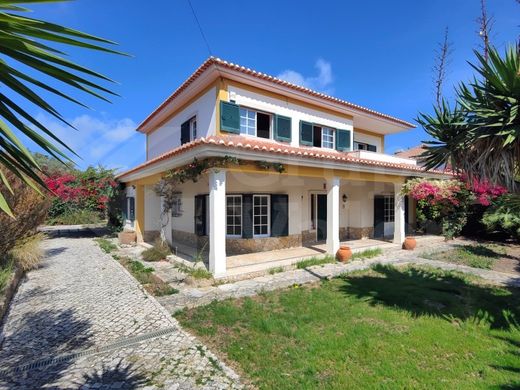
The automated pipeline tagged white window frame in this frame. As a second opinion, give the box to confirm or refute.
[239,106,272,139]
[321,127,335,149]
[384,195,395,223]
[226,195,242,238]
[189,116,197,141]
[253,194,270,238]
[170,192,183,217]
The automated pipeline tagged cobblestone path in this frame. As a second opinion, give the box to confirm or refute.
[0,236,241,389]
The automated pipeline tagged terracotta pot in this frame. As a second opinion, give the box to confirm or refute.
[336,246,352,262]
[403,236,416,250]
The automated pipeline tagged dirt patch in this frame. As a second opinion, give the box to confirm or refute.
[492,244,520,275]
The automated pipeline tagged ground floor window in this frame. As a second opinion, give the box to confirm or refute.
[253,195,270,237]
[384,195,394,222]
[226,195,242,237]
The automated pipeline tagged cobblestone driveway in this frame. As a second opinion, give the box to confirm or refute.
[0,235,241,389]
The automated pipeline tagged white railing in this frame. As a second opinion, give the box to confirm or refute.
[348,150,417,166]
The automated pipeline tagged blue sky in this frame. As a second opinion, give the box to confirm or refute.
[18,0,520,171]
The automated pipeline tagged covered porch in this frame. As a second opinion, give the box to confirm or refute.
[131,164,416,278]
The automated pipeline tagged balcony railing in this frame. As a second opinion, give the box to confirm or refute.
[348,150,417,166]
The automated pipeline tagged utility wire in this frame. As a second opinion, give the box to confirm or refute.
[187,0,213,57]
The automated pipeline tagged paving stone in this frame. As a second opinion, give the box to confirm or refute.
[0,236,241,389]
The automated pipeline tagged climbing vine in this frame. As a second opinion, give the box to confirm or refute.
[154,156,285,212]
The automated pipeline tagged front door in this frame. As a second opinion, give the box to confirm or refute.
[317,194,327,241]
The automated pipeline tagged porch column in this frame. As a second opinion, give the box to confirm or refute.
[393,182,406,245]
[209,169,226,276]
[326,177,340,256]
[160,196,172,246]
[135,184,144,243]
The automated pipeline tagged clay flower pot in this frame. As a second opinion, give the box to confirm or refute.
[403,236,416,250]
[336,245,352,263]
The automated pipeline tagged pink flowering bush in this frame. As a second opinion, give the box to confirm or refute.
[465,178,507,207]
[44,166,118,225]
[402,178,474,239]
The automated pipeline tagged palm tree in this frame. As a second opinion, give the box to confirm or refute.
[418,45,520,193]
[0,0,123,216]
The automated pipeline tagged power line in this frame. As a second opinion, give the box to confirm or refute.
[187,0,213,57]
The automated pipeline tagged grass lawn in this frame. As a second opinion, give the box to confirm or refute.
[421,243,507,269]
[177,265,520,389]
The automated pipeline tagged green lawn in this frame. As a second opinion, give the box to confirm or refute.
[421,244,506,269]
[177,265,520,389]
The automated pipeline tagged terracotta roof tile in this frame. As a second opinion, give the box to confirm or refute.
[116,135,451,180]
[137,57,415,132]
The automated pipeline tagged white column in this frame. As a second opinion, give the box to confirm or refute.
[209,169,226,276]
[326,177,340,255]
[393,182,406,245]
[160,196,172,246]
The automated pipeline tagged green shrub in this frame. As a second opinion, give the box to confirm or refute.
[47,209,103,225]
[95,238,117,253]
[0,260,14,293]
[142,239,171,262]
[482,196,520,239]
[296,255,335,269]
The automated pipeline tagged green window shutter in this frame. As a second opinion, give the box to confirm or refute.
[271,194,289,237]
[242,194,253,238]
[300,121,313,146]
[274,115,292,142]
[336,129,352,152]
[220,101,240,133]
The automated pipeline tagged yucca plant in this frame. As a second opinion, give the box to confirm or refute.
[0,0,124,216]
[418,44,520,192]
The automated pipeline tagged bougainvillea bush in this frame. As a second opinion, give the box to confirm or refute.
[403,177,508,239]
[44,166,118,225]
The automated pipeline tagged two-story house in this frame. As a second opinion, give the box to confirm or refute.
[117,57,449,277]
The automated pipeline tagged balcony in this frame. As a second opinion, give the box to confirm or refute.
[348,150,417,166]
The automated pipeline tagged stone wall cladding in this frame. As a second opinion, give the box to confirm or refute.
[171,230,302,256]
[301,230,317,246]
[347,227,374,239]
[226,234,302,256]
[339,227,348,241]
[143,230,160,243]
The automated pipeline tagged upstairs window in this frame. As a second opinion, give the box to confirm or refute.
[240,108,271,139]
[354,141,377,152]
[181,116,197,145]
[312,125,335,149]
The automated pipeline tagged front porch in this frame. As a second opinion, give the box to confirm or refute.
[132,165,417,278]
[163,235,442,279]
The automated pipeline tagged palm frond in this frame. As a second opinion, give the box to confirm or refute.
[0,0,126,215]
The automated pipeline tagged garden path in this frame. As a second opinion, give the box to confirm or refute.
[0,234,241,390]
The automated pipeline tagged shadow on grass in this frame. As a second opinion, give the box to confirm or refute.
[80,361,147,389]
[492,335,520,389]
[340,264,520,330]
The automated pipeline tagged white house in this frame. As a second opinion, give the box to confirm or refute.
[116,57,449,277]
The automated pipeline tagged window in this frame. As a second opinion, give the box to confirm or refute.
[240,108,256,136]
[190,117,197,140]
[171,192,182,217]
[322,127,335,149]
[240,108,271,139]
[384,195,394,222]
[312,125,335,149]
[310,193,316,230]
[354,141,377,152]
[226,195,242,237]
[253,195,270,237]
